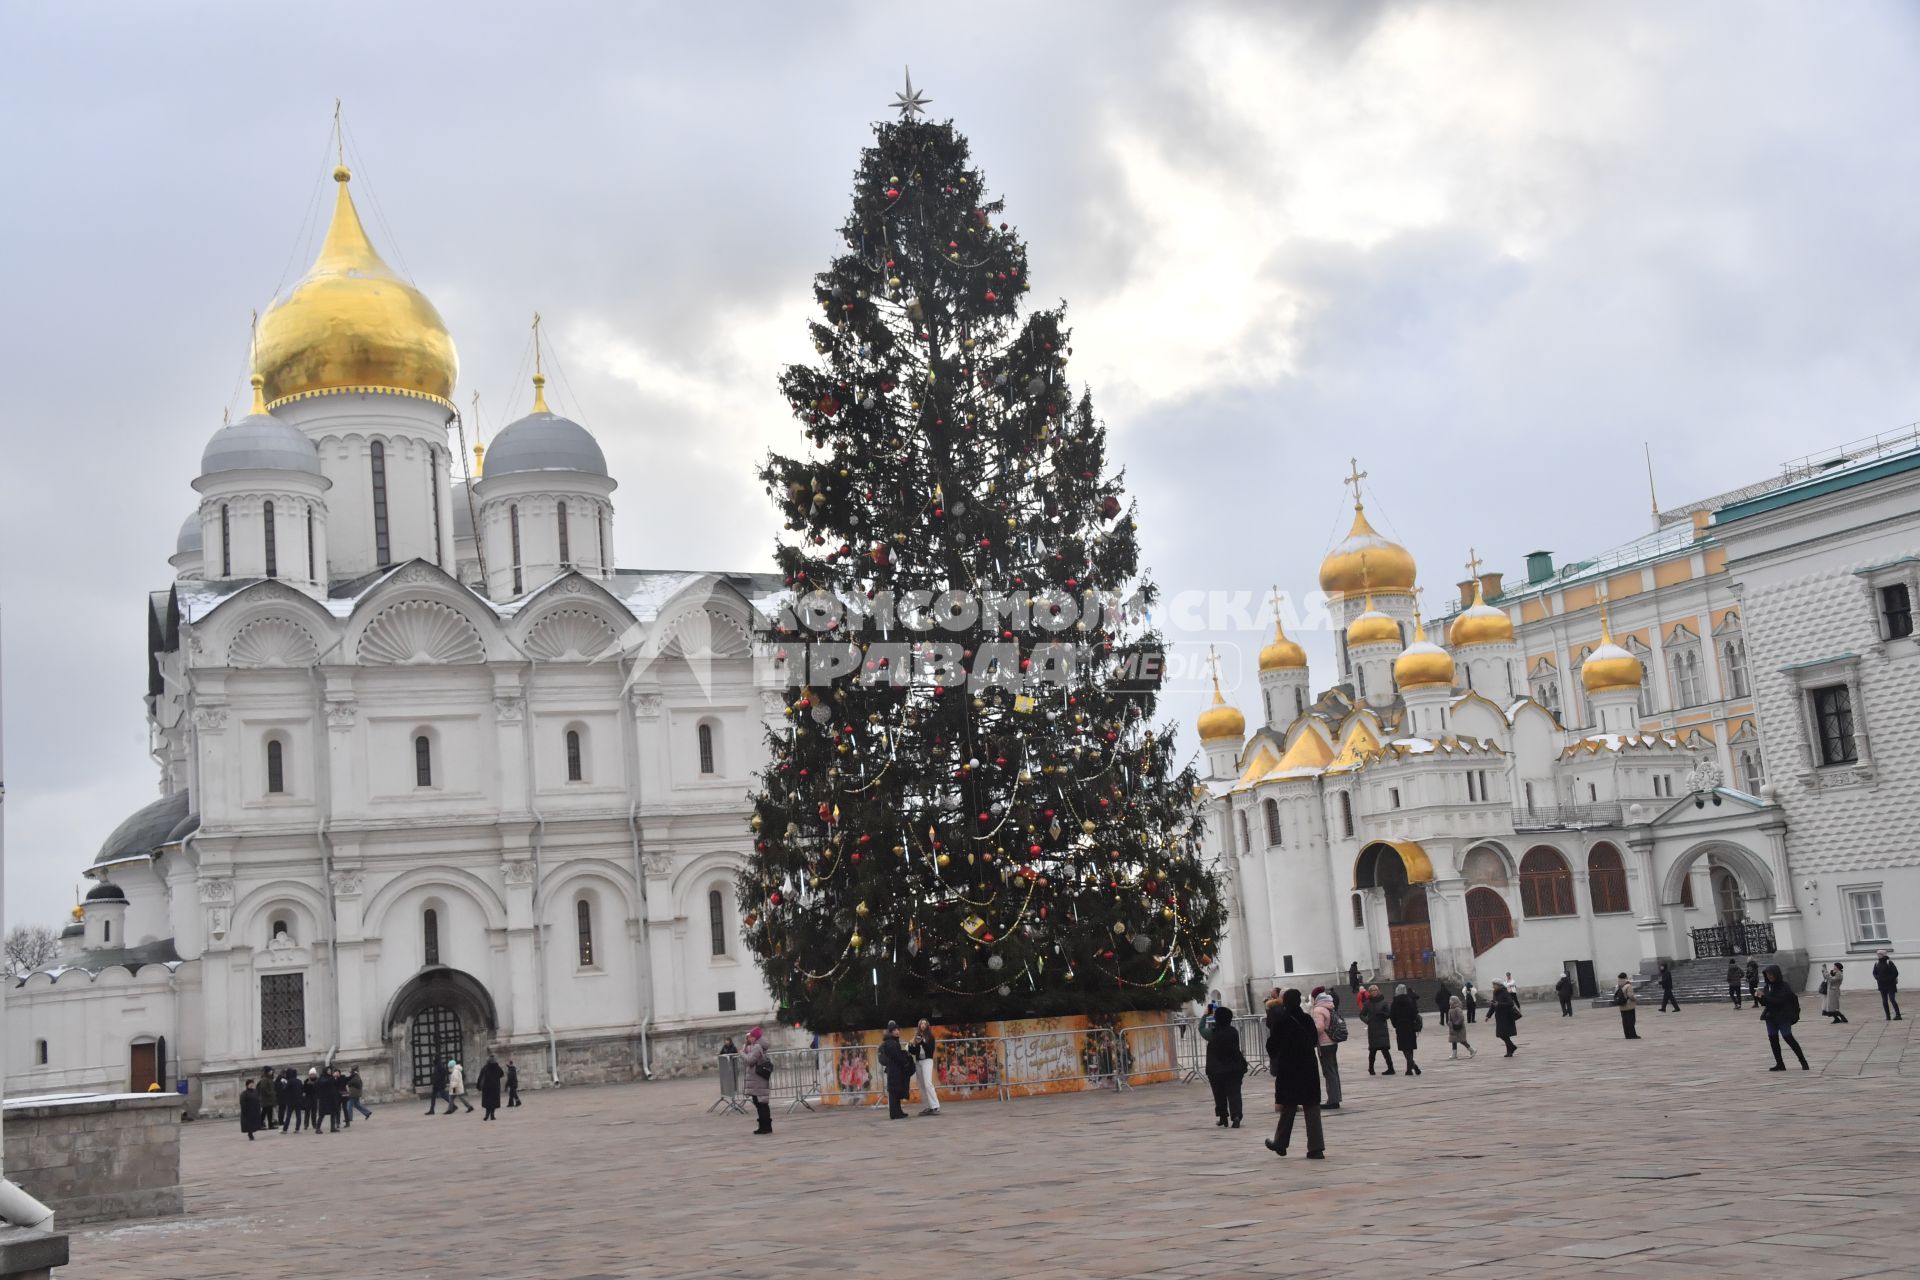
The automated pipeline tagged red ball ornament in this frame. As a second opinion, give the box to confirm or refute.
[984,290,998,302]
[885,187,900,200]
[769,891,783,905]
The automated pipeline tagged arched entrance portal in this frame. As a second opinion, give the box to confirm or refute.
[1659,841,1778,961]
[1356,841,1436,979]
[383,967,499,1093]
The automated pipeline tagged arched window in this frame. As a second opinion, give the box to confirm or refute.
[1293,687,1305,718]
[370,440,391,568]
[1519,847,1576,918]
[597,511,609,572]
[566,729,583,782]
[1466,887,1515,955]
[1739,749,1763,794]
[509,503,523,596]
[1235,811,1250,855]
[430,452,444,566]
[414,734,433,788]
[1350,893,1364,929]
[1462,846,1509,888]
[709,888,728,957]
[266,738,285,795]
[1588,844,1631,914]
[1724,639,1749,697]
[34,1040,48,1066]
[104,920,112,944]
[576,898,595,967]
[263,499,277,578]
[1263,689,1273,725]
[423,908,440,966]
[557,500,571,569]
[698,723,716,775]
[220,503,232,577]
[1262,798,1282,847]
[270,917,291,942]
[1338,792,1354,839]
[305,509,316,582]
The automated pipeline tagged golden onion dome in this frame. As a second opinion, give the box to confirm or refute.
[1582,622,1644,694]
[1320,503,1417,596]
[1347,596,1401,647]
[1448,581,1515,648]
[253,165,458,409]
[1258,615,1307,672]
[1394,620,1456,689]
[1196,672,1246,743]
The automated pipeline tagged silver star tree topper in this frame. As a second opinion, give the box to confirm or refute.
[892,67,931,120]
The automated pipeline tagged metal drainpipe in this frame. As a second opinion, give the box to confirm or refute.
[308,634,348,1068]
[498,631,559,1085]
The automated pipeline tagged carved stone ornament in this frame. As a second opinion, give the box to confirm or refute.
[556,577,591,596]
[630,691,663,719]
[208,907,229,940]
[193,705,229,731]
[1684,759,1724,794]
[252,582,295,602]
[199,877,234,904]
[494,696,526,723]
[396,564,438,585]
[327,701,358,728]
[329,870,364,897]
[642,850,673,877]
[502,860,537,886]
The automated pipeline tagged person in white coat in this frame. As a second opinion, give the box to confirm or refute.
[447,1059,476,1113]
[909,1019,942,1116]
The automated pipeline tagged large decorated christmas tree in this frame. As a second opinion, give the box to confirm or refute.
[740,78,1226,1031]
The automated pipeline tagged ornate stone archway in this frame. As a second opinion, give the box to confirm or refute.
[382,967,498,1094]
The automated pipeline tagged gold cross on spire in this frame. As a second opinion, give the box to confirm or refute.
[530,311,549,412]
[1268,585,1286,623]
[333,98,345,168]
[1464,547,1483,580]
[1344,457,1368,507]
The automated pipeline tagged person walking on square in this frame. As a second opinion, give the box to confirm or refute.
[879,1021,916,1119]
[447,1059,476,1112]
[257,1069,277,1130]
[1614,973,1641,1039]
[1310,991,1344,1110]
[1821,963,1848,1023]
[1658,962,1681,1013]
[1348,961,1362,996]
[1760,964,1810,1071]
[1555,972,1575,1017]
[331,1069,352,1129]
[240,1081,264,1141]
[1727,961,1746,1009]
[1363,984,1394,1075]
[309,1068,338,1134]
[345,1068,372,1123]
[1447,996,1475,1059]
[1490,983,1521,1056]
[741,1026,772,1135]
[1388,984,1423,1076]
[506,1058,522,1107]
[478,1055,505,1121]
[301,1068,318,1130]
[1204,1005,1247,1128]
[1745,958,1761,1006]
[1462,980,1478,1023]
[277,1068,298,1133]
[1432,982,1454,1031]
[1872,951,1901,1021]
[909,1019,942,1116]
[426,1060,453,1115]
[1263,989,1325,1160]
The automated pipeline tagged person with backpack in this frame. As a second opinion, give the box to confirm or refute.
[1446,996,1474,1059]
[1388,984,1423,1075]
[1203,1005,1248,1128]
[1555,972,1575,1016]
[1873,950,1901,1021]
[1489,982,1521,1056]
[1310,991,1345,1110]
[1760,964,1809,1070]
[1613,973,1641,1039]
[1362,984,1394,1075]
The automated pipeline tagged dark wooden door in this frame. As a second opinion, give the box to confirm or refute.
[1389,925,1435,979]
[129,1042,158,1093]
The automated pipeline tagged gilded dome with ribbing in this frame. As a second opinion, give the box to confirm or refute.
[1319,504,1416,596]
[1347,599,1400,647]
[1258,617,1307,672]
[1394,621,1456,689]
[253,166,458,408]
[1448,583,1515,648]
[1582,628,1644,694]
[1196,680,1246,743]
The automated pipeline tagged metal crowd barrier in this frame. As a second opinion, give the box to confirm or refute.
[708,1053,748,1114]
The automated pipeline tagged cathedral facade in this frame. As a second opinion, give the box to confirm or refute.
[1197,478,1805,1005]
[7,163,779,1114]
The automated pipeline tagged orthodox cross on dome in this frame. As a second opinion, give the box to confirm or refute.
[1206,644,1224,696]
[1268,585,1285,624]
[892,67,931,121]
[1464,548,1483,580]
[530,311,549,412]
[1344,457,1368,509]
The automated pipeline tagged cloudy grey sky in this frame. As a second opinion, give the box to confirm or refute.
[4,2,1918,927]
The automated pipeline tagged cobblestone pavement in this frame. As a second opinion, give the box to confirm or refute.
[66,992,1920,1279]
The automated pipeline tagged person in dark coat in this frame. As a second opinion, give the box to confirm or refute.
[255,1069,276,1129]
[477,1055,506,1120]
[506,1058,522,1107]
[427,1060,454,1115]
[1727,961,1746,1008]
[1745,959,1761,1006]
[1657,962,1681,1013]
[1362,984,1394,1075]
[1759,963,1809,1070]
[1461,981,1478,1023]
[1489,982,1521,1056]
[1555,973,1575,1016]
[239,1082,265,1140]
[1347,962,1361,994]
[1432,982,1454,1028]
[1872,951,1901,1021]
[310,1068,338,1134]
[1388,984,1423,1075]
[1203,1005,1248,1127]
[345,1069,372,1123]
[279,1069,303,1132]
[878,1021,916,1120]
[1262,989,1325,1159]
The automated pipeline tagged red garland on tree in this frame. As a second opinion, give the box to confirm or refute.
[739,91,1226,1032]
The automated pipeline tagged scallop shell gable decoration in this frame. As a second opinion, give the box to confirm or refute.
[357,600,486,665]
[228,616,321,668]
[525,608,620,661]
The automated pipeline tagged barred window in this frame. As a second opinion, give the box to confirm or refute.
[306,509,316,582]
[260,973,305,1051]
[698,723,716,775]
[1812,684,1857,765]
[423,908,440,966]
[598,511,608,571]
[266,738,285,794]
[370,441,391,568]
[709,889,728,957]
[220,503,232,577]
[1588,844,1631,914]
[263,500,277,578]
[1519,847,1577,917]
[430,452,444,566]
[566,729,583,782]
[510,503,523,596]
[1263,798,1282,846]
[576,899,595,968]
[557,500,571,569]
[415,735,433,787]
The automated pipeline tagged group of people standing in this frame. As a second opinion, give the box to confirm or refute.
[239,1065,372,1138]
[729,1017,944,1136]
[426,1056,515,1120]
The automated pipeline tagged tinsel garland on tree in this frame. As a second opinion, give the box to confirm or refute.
[739,101,1226,1031]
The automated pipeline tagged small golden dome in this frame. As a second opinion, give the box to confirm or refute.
[1320,504,1417,596]
[70,904,85,922]
[1258,616,1307,672]
[1347,596,1401,647]
[1582,621,1644,694]
[1448,582,1515,648]
[1395,620,1456,689]
[253,165,458,408]
[1197,671,1246,743]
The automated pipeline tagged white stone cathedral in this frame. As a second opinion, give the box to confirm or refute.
[7,162,781,1114]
